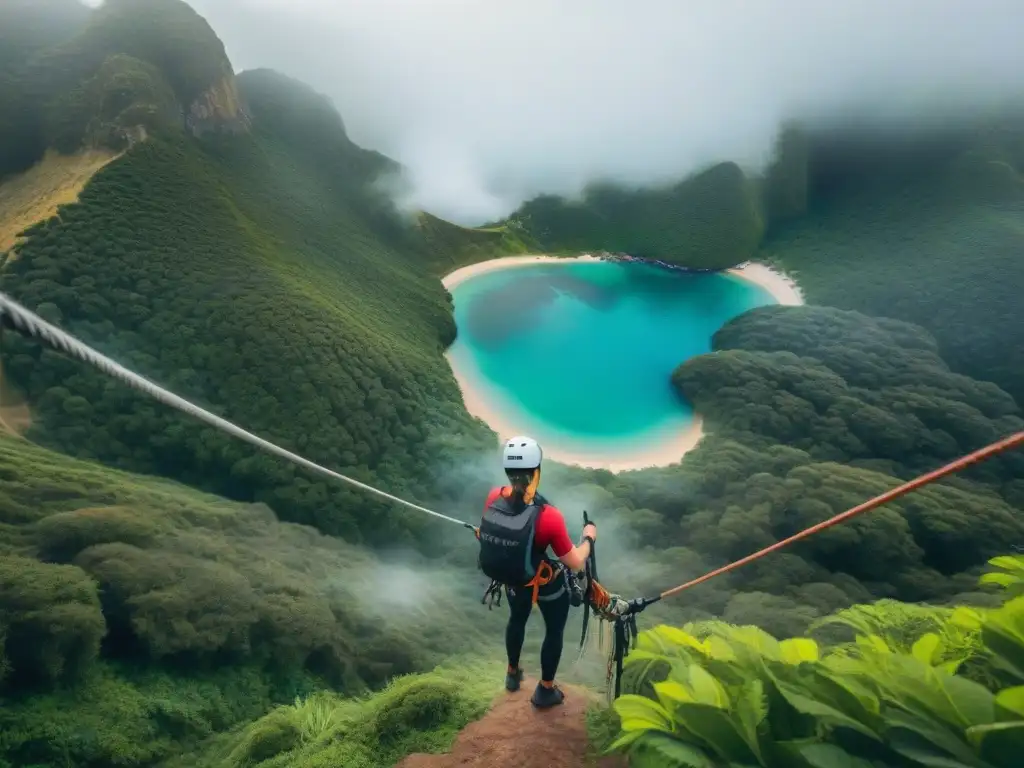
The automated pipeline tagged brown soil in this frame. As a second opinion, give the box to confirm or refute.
[0,148,120,256]
[396,680,627,768]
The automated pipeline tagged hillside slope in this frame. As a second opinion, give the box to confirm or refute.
[512,161,764,268]
[0,432,507,766]
[0,3,518,548]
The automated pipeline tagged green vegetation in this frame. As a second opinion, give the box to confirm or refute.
[0,433,505,766]
[575,306,1024,641]
[599,557,1024,768]
[0,67,506,546]
[1,1,1023,766]
[513,161,764,268]
[167,664,498,768]
[762,156,1024,407]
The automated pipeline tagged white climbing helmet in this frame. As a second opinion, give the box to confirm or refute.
[502,435,543,470]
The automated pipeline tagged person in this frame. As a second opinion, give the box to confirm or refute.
[477,435,598,709]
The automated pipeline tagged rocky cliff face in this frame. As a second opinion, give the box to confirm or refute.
[186,73,251,137]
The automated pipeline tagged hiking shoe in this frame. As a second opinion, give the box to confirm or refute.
[505,667,524,692]
[530,682,565,709]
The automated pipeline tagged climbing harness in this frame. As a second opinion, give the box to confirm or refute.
[2,290,1023,700]
[481,579,504,610]
[572,517,663,698]
[566,566,584,607]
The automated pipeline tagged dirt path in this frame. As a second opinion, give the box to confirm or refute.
[396,680,627,768]
[0,148,120,256]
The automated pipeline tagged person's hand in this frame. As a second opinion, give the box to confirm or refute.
[583,523,597,542]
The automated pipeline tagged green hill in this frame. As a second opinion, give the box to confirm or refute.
[0,2,518,547]
[0,433,506,766]
[512,160,764,268]
[762,126,1024,405]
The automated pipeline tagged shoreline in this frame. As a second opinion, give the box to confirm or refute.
[442,253,804,472]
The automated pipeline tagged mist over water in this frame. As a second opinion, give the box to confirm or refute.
[447,261,776,464]
[187,0,1024,224]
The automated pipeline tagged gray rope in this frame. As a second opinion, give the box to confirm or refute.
[0,291,476,531]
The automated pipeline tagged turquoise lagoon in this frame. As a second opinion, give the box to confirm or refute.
[446,260,777,468]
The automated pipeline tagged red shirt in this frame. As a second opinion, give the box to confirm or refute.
[483,487,574,558]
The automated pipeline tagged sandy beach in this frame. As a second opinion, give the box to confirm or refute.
[442,253,804,472]
[726,261,804,306]
[442,253,602,291]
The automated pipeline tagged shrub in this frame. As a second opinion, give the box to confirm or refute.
[605,556,1024,768]
[74,543,258,658]
[229,709,301,765]
[372,676,460,743]
[0,554,105,687]
[33,506,162,562]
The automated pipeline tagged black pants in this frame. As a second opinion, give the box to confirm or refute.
[505,568,570,683]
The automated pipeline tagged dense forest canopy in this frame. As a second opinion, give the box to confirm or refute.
[0,0,1022,766]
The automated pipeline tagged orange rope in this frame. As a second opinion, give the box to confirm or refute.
[659,430,1024,601]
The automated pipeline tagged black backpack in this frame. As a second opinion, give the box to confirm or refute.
[478,491,547,585]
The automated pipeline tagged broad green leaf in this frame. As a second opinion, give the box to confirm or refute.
[994,686,1024,720]
[687,664,730,709]
[638,625,711,658]
[966,721,1024,767]
[727,626,782,661]
[855,634,892,655]
[780,638,819,664]
[797,743,878,768]
[966,720,1024,747]
[613,694,675,733]
[733,679,768,764]
[912,633,943,665]
[706,635,738,662]
[629,732,717,768]
[980,573,1018,588]
[808,668,883,726]
[773,678,882,741]
[885,707,993,768]
[880,654,994,729]
[655,680,697,710]
[987,556,1024,572]
[672,702,762,765]
[607,728,646,752]
[951,606,986,631]
[981,606,1024,683]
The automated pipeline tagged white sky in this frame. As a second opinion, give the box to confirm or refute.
[91,0,1024,223]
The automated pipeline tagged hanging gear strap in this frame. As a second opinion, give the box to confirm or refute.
[525,560,558,604]
[578,510,599,649]
[481,579,504,610]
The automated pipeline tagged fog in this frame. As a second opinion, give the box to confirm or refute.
[167,0,1024,225]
